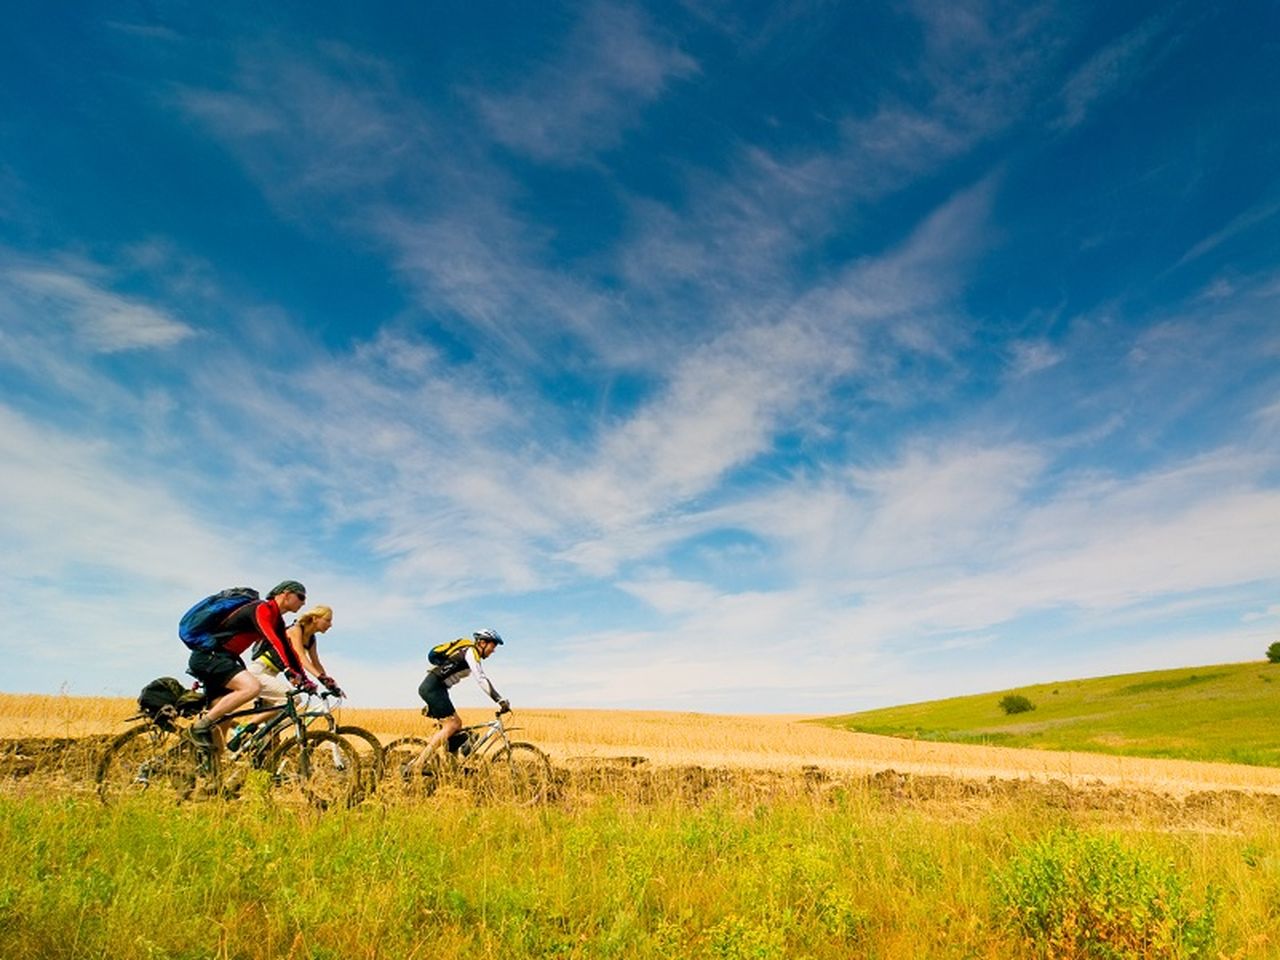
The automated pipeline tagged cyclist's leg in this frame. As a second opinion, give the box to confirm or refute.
[241,660,290,724]
[188,649,261,747]
[418,674,460,756]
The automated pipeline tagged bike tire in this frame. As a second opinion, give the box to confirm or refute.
[487,742,553,805]
[381,736,438,800]
[268,730,362,809]
[95,724,207,805]
[335,724,385,791]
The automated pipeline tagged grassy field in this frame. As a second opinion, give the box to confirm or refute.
[822,660,1280,766]
[6,686,1280,957]
[2,775,1275,958]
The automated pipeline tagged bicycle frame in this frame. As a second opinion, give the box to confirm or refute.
[217,689,338,762]
[382,708,552,804]
[453,711,520,765]
[100,690,361,808]
[296,693,343,733]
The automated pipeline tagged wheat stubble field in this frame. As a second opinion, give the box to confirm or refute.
[5,691,1280,958]
[7,692,1280,796]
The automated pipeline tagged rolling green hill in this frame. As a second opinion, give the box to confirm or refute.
[819,661,1280,766]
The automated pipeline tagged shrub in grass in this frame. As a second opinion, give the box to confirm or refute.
[1266,641,1280,664]
[998,694,1035,715]
[992,829,1217,959]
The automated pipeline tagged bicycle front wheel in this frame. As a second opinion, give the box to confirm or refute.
[268,731,362,809]
[487,742,553,805]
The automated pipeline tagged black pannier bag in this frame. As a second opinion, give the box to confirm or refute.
[137,676,207,729]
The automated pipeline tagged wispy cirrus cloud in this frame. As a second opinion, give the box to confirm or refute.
[1,259,194,352]
[470,2,697,165]
[1006,339,1064,379]
[1054,9,1181,130]
[177,41,428,199]
[1176,196,1280,267]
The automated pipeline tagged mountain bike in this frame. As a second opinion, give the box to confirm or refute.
[294,693,385,793]
[381,707,552,805]
[97,690,361,809]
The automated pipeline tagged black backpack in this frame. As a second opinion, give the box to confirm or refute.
[137,676,207,729]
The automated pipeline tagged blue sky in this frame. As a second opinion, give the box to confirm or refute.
[1,2,1277,713]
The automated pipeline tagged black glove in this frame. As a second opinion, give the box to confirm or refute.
[497,699,511,714]
[319,675,346,698]
[287,670,318,695]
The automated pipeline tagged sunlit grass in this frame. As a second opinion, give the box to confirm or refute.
[824,660,1280,766]
[2,782,1278,959]
[8,686,1280,957]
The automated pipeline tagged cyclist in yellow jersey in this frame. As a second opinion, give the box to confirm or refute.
[417,628,509,758]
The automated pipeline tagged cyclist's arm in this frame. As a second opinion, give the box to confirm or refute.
[256,604,307,677]
[286,624,326,678]
[464,647,502,703]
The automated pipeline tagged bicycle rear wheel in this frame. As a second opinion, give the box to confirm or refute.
[381,736,438,800]
[335,724,385,793]
[96,724,207,804]
[486,742,553,805]
[268,731,362,809]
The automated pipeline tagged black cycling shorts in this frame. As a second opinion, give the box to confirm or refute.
[418,673,456,719]
[187,648,248,698]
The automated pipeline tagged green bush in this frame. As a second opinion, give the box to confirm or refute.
[992,829,1217,958]
[998,694,1035,715]
[1265,641,1280,664]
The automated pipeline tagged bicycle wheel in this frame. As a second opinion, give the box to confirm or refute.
[268,731,362,809]
[381,736,438,800]
[487,742,553,805]
[96,724,205,804]
[335,724,385,792]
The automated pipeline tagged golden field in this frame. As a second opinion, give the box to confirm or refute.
[6,691,1280,797]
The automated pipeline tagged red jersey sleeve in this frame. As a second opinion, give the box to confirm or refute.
[255,601,306,676]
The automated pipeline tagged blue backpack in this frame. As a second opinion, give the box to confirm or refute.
[178,587,260,651]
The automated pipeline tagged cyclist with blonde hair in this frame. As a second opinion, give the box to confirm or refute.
[248,604,344,703]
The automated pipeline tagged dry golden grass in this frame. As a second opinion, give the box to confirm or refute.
[6,692,1280,797]
[0,693,142,739]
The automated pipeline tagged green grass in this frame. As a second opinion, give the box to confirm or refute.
[820,660,1280,766]
[1,785,1273,959]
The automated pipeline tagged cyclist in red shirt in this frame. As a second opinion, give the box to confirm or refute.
[187,580,314,749]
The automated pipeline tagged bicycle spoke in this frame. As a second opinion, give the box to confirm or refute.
[486,742,553,805]
[96,724,172,803]
[381,737,438,800]
[96,724,216,804]
[335,724,385,794]
[269,731,362,809]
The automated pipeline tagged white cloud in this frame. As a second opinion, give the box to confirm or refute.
[1054,12,1177,130]
[2,261,195,352]
[1243,604,1280,624]
[471,3,697,165]
[177,42,426,197]
[0,404,245,587]
[1006,339,1063,378]
[1177,196,1280,267]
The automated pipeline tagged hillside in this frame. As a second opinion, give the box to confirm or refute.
[820,660,1280,766]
